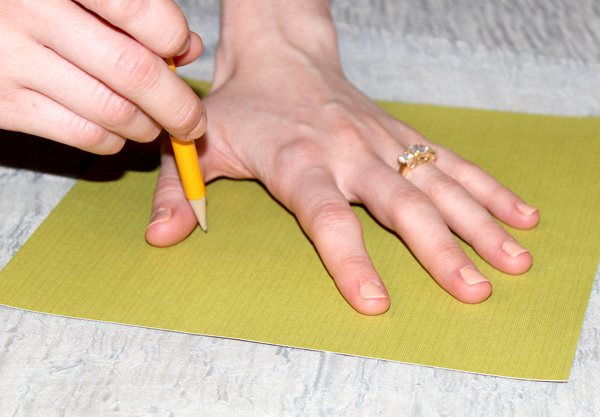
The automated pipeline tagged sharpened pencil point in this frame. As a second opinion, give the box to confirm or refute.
[189,197,207,232]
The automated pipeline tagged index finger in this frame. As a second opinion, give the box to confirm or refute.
[75,0,191,57]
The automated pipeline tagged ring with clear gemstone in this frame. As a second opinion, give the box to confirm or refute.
[398,143,437,176]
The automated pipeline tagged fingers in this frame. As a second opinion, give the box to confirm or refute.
[407,163,533,275]
[286,168,390,316]
[381,120,539,230]
[0,16,119,153]
[173,32,204,67]
[2,88,126,155]
[435,149,540,230]
[33,0,206,141]
[12,38,162,146]
[75,0,192,58]
[145,138,198,246]
[356,163,493,304]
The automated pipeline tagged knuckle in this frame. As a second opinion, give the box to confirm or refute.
[71,117,104,145]
[332,122,362,142]
[127,123,162,144]
[70,116,121,154]
[269,139,323,198]
[97,0,188,57]
[309,199,355,231]
[274,138,322,174]
[334,253,374,276]
[103,138,125,154]
[138,124,163,143]
[452,158,482,185]
[328,118,374,152]
[154,172,185,200]
[471,218,503,247]
[168,95,202,134]
[427,240,465,270]
[427,174,461,201]
[112,45,159,94]
[93,85,137,128]
[96,0,145,25]
[388,183,430,212]
[158,20,189,57]
[485,178,512,199]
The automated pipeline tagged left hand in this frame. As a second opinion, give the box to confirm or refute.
[145,16,539,315]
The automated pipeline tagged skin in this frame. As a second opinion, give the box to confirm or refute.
[0,0,541,316]
[0,0,206,154]
[145,0,540,316]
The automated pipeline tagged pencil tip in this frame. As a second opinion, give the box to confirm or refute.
[189,197,207,232]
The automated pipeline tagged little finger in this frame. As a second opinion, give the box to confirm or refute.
[433,146,539,230]
[407,163,532,275]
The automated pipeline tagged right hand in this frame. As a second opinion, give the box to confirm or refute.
[0,0,206,154]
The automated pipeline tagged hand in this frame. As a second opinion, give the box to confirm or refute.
[0,0,206,154]
[146,1,540,315]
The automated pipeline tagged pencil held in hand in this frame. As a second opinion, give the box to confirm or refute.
[166,59,207,231]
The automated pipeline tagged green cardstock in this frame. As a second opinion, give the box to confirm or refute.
[1,80,598,381]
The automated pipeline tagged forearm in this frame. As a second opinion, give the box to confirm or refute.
[215,0,341,83]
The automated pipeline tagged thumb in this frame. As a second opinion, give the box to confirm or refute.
[145,136,199,246]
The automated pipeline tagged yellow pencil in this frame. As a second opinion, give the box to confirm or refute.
[166,58,207,231]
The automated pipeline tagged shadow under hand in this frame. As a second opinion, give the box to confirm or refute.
[0,130,162,182]
[0,130,96,178]
[81,134,161,182]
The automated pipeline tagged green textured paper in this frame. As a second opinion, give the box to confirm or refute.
[1,81,599,381]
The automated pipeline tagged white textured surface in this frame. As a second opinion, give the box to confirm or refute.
[1,1,600,415]
[176,0,600,116]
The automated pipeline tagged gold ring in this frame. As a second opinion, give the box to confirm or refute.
[398,143,437,176]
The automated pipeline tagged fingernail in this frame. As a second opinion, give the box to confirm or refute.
[502,240,529,258]
[176,37,191,57]
[359,281,388,300]
[460,266,489,285]
[147,208,172,228]
[517,202,538,216]
[186,113,206,141]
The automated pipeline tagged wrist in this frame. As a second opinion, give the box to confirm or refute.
[214,0,341,85]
